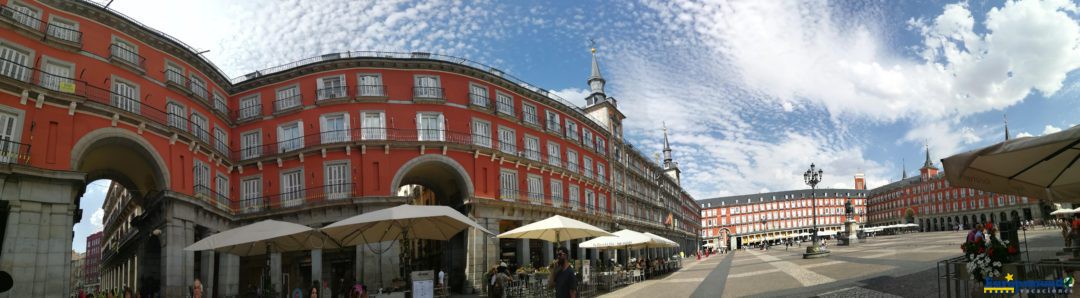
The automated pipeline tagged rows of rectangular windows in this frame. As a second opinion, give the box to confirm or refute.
[193,158,355,213]
[498,168,607,213]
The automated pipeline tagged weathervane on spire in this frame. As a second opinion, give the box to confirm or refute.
[590,38,597,53]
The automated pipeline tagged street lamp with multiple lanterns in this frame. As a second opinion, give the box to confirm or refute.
[803,163,828,258]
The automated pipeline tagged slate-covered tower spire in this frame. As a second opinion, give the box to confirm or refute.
[586,45,606,105]
[662,123,681,185]
[919,144,939,180]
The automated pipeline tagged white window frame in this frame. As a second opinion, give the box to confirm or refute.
[9,1,41,30]
[527,174,543,205]
[190,111,209,142]
[583,156,593,178]
[164,61,185,85]
[469,83,489,107]
[110,36,139,67]
[166,100,187,130]
[472,118,491,148]
[277,120,304,153]
[0,104,26,164]
[523,135,540,161]
[237,94,261,121]
[565,121,579,141]
[212,92,227,114]
[416,112,445,141]
[0,41,33,82]
[215,173,230,205]
[189,74,208,100]
[360,111,386,140]
[213,126,228,153]
[546,142,561,167]
[111,76,140,114]
[550,179,563,208]
[275,85,301,111]
[522,102,538,125]
[193,159,210,194]
[568,184,580,210]
[280,168,305,208]
[498,126,516,155]
[357,73,383,96]
[240,129,262,160]
[324,160,351,200]
[413,75,442,99]
[240,176,262,213]
[545,110,561,133]
[500,169,518,202]
[319,112,351,144]
[495,91,514,116]
[317,74,347,100]
[39,56,74,92]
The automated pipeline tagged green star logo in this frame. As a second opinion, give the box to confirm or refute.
[1064,277,1074,288]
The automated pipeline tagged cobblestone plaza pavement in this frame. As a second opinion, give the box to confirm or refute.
[602,228,1071,298]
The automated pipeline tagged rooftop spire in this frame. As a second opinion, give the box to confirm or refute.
[902,158,907,179]
[1004,114,1010,141]
[663,122,674,168]
[923,144,933,168]
[587,39,606,98]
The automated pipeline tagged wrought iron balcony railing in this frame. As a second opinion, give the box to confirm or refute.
[109,44,145,70]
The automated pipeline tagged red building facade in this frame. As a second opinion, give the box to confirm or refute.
[83,231,102,291]
[866,147,1044,231]
[0,1,700,296]
[699,188,867,249]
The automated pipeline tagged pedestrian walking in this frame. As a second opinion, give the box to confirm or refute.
[548,247,578,298]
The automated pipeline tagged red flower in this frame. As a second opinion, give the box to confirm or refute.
[1008,246,1019,255]
[988,248,994,257]
[978,247,985,254]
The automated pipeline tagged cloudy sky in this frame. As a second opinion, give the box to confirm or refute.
[72,0,1080,250]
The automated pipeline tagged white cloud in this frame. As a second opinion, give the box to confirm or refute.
[594,0,1079,198]
[106,0,510,78]
[1044,125,1063,135]
[1016,131,1034,138]
[550,88,592,107]
[90,209,104,233]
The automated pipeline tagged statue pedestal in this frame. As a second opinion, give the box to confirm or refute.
[844,219,859,242]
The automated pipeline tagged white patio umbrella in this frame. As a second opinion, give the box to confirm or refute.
[184,219,335,296]
[321,204,493,246]
[579,229,651,249]
[184,219,336,256]
[1050,208,1078,215]
[641,232,679,248]
[321,204,494,289]
[942,124,1080,202]
[497,215,613,247]
[579,229,651,267]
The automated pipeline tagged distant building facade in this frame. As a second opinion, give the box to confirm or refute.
[866,147,1045,230]
[84,231,103,291]
[698,185,868,249]
[70,251,84,296]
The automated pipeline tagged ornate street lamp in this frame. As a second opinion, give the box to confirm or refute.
[804,163,828,258]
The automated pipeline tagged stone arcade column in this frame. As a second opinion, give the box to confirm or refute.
[466,216,498,294]
[517,239,530,268]
[311,249,323,286]
[272,252,282,295]
[200,251,215,296]
[0,170,83,298]
[218,253,240,297]
[543,242,553,266]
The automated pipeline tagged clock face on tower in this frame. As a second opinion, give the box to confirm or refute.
[590,80,603,92]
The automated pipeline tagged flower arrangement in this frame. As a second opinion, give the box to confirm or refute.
[962,225,1020,281]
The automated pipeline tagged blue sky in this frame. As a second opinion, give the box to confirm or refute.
[73,0,1080,250]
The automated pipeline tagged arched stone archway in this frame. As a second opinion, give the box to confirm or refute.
[388,155,473,292]
[70,127,171,197]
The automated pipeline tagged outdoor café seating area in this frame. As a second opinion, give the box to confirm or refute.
[491,256,686,298]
